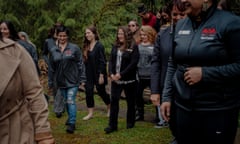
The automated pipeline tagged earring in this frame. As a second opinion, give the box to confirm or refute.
[202,1,208,12]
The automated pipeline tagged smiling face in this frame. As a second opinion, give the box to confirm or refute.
[85,28,95,42]
[140,30,149,43]
[172,5,186,24]
[57,32,68,45]
[181,0,207,17]
[117,29,125,43]
[0,22,10,38]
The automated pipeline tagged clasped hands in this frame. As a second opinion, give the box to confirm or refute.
[110,73,121,81]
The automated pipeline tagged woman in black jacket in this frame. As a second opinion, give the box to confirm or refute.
[104,26,139,134]
[150,1,186,143]
[82,25,110,120]
[159,0,240,144]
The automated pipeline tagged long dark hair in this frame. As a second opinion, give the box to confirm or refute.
[0,20,19,41]
[114,26,135,51]
[83,25,100,61]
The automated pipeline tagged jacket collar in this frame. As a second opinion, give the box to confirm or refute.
[0,38,15,49]
[190,4,217,30]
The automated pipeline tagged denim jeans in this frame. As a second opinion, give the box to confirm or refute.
[60,86,78,124]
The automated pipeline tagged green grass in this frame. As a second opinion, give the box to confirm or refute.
[47,92,172,144]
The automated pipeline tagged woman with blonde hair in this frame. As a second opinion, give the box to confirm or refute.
[135,25,157,121]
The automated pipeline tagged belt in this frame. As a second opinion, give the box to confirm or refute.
[115,80,135,85]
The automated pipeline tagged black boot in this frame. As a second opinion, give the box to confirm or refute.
[66,124,75,134]
[127,123,135,129]
[55,112,62,118]
[104,126,117,134]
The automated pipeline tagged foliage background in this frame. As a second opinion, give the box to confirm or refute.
[0,0,239,58]
[0,0,168,58]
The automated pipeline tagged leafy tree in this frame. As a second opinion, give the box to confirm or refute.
[0,0,161,58]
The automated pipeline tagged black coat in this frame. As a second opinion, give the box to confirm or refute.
[151,26,173,95]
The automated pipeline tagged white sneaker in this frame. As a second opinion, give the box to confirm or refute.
[154,122,169,128]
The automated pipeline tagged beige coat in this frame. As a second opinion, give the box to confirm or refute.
[0,38,53,144]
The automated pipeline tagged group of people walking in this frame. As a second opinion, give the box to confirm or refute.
[1,0,240,143]
[42,23,111,133]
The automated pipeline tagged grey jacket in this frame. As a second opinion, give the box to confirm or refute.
[137,44,154,79]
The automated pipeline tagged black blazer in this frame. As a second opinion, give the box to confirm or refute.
[108,44,139,81]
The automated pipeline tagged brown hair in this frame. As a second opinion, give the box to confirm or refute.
[114,26,135,51]
[82,25,100,61]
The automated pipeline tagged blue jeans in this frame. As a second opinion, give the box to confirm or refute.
[60,86,78,124]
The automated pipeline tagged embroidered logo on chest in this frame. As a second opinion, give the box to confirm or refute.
[64,50,72,56]
[201,28,216,40]
[178,30,191,35]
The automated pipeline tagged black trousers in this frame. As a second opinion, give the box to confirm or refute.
[85,82,110,108]
[136,79,150,116]
[108,81,137,128]
[175,107,239,144]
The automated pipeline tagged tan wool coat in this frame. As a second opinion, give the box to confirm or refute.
[0,38,53,144]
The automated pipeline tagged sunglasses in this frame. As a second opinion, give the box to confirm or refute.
[128,24,136,27]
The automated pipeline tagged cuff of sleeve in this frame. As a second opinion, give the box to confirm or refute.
[35,131,54,142]
[162,97,172,103]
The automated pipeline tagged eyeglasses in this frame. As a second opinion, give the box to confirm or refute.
[128,24,136,27]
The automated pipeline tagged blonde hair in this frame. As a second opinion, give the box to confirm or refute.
[139,25,157,44]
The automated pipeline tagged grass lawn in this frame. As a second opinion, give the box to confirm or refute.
[47,93,172,144]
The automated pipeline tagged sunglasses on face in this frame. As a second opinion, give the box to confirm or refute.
[128,24,136,27]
